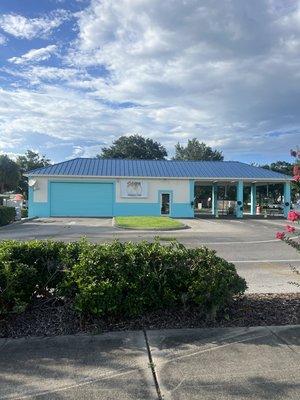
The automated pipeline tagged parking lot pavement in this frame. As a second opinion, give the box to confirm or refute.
[148,325,300,400]
[0,332,156,400]
[0,217,299,293]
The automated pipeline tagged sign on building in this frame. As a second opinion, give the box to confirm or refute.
[120,180,148,198]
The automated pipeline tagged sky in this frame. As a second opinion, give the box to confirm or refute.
[0,0,299,164]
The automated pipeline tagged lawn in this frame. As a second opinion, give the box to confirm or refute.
[114,216,186,230]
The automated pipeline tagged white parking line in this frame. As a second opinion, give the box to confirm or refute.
[198,239,279,245]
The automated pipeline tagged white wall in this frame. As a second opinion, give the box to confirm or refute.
[31,177,191,204]
[116,178,190,203]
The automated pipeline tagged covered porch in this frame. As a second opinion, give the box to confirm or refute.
[191,180,291,219]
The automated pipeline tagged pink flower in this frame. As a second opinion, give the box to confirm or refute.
[286,225,296,233]
[287,211,300,222]
[293,175,300,182]
[276,231,285,240]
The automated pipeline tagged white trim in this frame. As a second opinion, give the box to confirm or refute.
[25,173,292,182]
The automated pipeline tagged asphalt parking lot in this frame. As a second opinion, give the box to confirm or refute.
[0,217,299,293]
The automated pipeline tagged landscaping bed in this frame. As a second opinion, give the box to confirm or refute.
[1,239,298,339]
[114,216,187,230]
[0,293,299,338]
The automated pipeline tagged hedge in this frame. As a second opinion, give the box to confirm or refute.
[0,240,247,317]
[0,206,15,227]
[21,208,28,218]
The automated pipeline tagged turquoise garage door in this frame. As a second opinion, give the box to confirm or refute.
[50,182,113,217]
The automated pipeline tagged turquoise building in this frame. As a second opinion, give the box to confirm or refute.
[26,158,292,219]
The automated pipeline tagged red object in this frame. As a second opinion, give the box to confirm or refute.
[286,225,296,233]
[287,210,300,222]
[293,165,300,175]
[14,194,24,201]
[293,175,300,182]
[276,232,285,240]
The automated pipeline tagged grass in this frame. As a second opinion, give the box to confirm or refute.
[115,216,186,230]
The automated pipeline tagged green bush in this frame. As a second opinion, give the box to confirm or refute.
[0,206,15,226]
[65,241,247,317]
[0,240,247,317]
[21,208,28,218]
[0,240,82,314]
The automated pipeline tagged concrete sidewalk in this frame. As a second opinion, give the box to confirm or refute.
[0,325,299,399]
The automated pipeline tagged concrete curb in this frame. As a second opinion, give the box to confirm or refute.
[112,217,190,231]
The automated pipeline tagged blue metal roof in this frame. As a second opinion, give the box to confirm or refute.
[27,158,291,181]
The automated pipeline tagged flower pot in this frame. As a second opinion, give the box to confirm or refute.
[293,165,300,176]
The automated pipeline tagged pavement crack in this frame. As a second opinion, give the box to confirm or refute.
[266,326,298,353]
[143,329,163,400]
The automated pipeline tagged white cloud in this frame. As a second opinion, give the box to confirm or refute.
[0,10,69,39]
[64,0,300,155]
[1,0,300,162]
[0,33,7,45]
[8,45,58,65]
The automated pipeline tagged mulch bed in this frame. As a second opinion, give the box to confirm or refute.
[0,293,299,338]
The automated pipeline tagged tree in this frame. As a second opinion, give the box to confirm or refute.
[173,139,223,161]
[261,161,293,176]
[0,155,20,193]
[259,161,297,203]
[98,134,167,160]
[16,150,51,196]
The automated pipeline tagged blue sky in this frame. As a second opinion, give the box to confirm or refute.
[0,0,299,164]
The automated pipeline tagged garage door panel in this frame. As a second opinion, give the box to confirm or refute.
[50,182,113,217]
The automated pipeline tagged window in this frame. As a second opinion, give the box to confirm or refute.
[161,193,170,215]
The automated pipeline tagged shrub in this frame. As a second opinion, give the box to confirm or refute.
[0,239,247,317]
[0,240,82,314]
[0,206,15,226]
[21,208,28,218]
[276,210,300,287]
[65,241,247,317]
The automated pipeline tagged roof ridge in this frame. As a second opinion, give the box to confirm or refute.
[72,158,235,163]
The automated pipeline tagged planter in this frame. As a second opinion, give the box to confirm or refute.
[293,165,300,176]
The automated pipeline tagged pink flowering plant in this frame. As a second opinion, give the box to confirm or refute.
[275,148,300,286]
[275,210,300,287]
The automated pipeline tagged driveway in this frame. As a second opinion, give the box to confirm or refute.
[0,217,299,293]
[0,325,299,399]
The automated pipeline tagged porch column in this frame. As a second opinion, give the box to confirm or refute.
[283,181,291,218]
[250,183,256,215]
[236,180,244,218]
[212,183,218,217]
[190,180,195,217]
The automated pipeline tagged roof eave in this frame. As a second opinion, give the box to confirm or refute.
[25,173,293,182]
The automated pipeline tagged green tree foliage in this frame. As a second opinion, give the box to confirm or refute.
[173,139,223,161]
[0,155,20,193]
[98,134,167,160]
[16,150,51,196]
[261,161,293,176]
[259,161,297,203]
